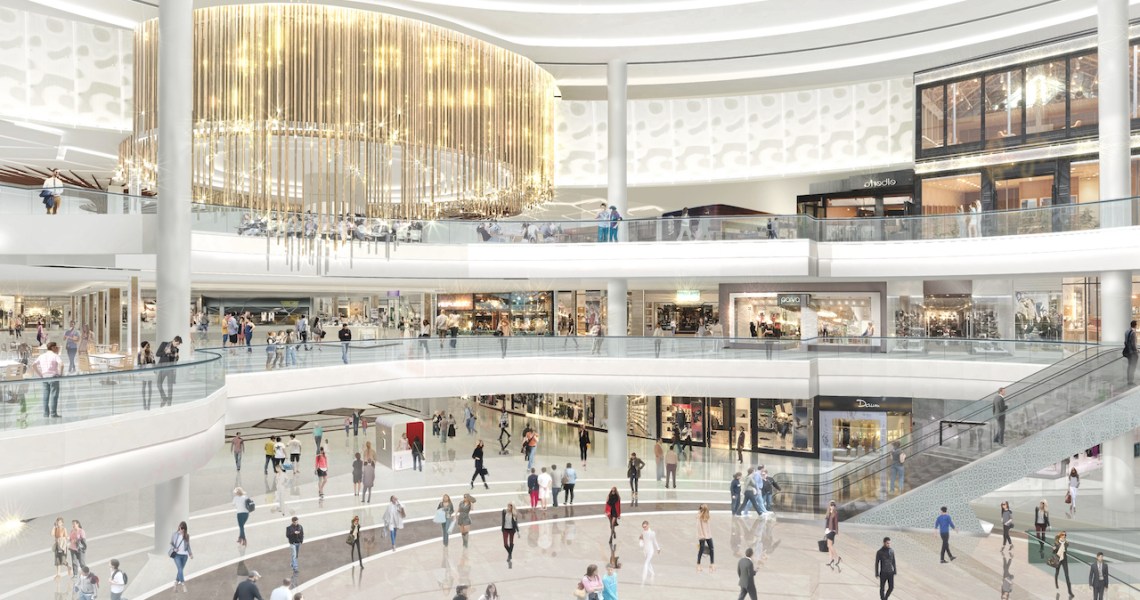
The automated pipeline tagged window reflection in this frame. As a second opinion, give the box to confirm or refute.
[1025,60,1067,134]
[1069,53,1098,128]
[985,70,1023,140]
[921,86,945,149]
[948,78,981,145]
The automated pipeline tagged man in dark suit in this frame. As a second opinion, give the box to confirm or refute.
[1089,552,1109,600]
[737,547,757,600]
[1126,320,1138,386]
[875,537,897,600]
[992,387,1008,445]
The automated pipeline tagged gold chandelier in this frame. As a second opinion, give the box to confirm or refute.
[124,4,557,221]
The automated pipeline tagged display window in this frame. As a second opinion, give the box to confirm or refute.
[656,303,716,334]
[1069,53,1099,128]
[1015,290,1062,340]
[729,294,799,339]
[1062,277,1100,343]
[817,397,912,463]
[659,397,706,446]
[984,69,1024,141]
[755,398,814,454]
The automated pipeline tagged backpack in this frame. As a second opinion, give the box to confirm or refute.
[245,497,256,512]
[114,569,128,585]
[561,473,570,486]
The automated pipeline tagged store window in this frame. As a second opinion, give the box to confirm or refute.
[985,69,1024,141]
[1015,290,1063,340]
[1069,53,1099,128]
[1062,277,1100,343]
[660,397,707,446]
[920,86,945,149]
[920,174,981,238]
[993,173,1054,234]
[755,398,815,454]
[1025,60,1067,134]
[947,78,982,146]
[729,293,801,339]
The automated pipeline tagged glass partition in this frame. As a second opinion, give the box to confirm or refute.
[984,69,1023,141]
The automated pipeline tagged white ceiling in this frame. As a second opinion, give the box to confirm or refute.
[37,0,1140,98]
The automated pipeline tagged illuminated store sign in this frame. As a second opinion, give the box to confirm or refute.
[777,294,809,308]
[675,290,701,303]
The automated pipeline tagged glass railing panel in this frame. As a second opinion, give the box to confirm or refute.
[0,351,223,432]
[0,182,156,215]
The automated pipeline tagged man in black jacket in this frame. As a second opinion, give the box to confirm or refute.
[1089,552,1109,600]
[737,547,757,600]
[875,537,897,600]
[1125,320,1138,385]
[233,571,263,600]
[338,324,352,364]
[286,517,304,573]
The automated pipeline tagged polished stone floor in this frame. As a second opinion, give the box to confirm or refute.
[3,400,1139,600]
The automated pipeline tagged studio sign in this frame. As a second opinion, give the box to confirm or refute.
[863,178,897,188]
[856,399,881,408]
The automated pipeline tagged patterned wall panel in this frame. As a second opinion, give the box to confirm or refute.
[555,77,915,187]
[0,7,131,130]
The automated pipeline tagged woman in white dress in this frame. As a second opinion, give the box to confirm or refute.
[638,520,662,584]
[537,467,553,510]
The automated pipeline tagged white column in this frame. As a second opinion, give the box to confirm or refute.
[1102,430,1135,512]
[1101,270,1133,345]
[607,60,628,240]
[157,0,193,349]
[153,475,189,554]
[1099,0,1132,226]
[606,278,628,468]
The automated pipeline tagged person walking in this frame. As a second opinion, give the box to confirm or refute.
[578,425,590,467]
[888,441,905,494]
[1034,499,1051,557]
[286,517,304,574]
[825,500,842,568]
[501,503,519,567]
[696,504,715,572]
[638,520,662,583]
[313,424,323,453]
[231,432,245,472]
[470,440,489,489]
[314,448,329,499]
[457,494,476,548]
[524,429,539,471]
[1089,551,1110,600]
[664,446,678,489]
[605,487,621,544]
[497,316,511,358]
[992,387,1008,445]
[730,473,742,516]
[233,571,262,600]
[68,519,88,576]
[654,439,665,481]
[156,336,181,407]
[269,578,292,600]
[287,434,302,466]
[272,464,289,513]
[1067,467,1080,516]
[75,566,99,600]
[63,321,80,374]
[233,487,252,547]
[348,516,364,567]
[1052,531,1074,598]
[608,205,623,242]
[412,435,424,471]
[526,468,540,509]
[51,517,69,578]
[351,452,363,497]
[740,468,764,516]
[32,341,62,418]
[338,323,352,364]
[580,564,604,600]
[563,462,578,505]
[999,501,1014,552]
[935,506,956,563]
[551,464,562,508]
[601,565,618,600]
[361,459,376,503]
[383,496,406,551]
[437,494,455,546]
[477,584,500,600]
[736,426,746,464]
[875,537,897,600]
[537,466,553,510]
[737,547,757,600]
[1125,320,1137,385]
[627,452,646,504]
[108,558,127,600]
[168,521,193,593]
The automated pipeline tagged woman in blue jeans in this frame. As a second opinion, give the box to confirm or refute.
[169,521,193,592]
[233,487,250,547]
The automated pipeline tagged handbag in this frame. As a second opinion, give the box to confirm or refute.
[817,539,829,553]
[573,588,586,599]
[345,534,356,545]
[1046,554,1060,568]
[433,508,448,524]
[1064,492,1072,504]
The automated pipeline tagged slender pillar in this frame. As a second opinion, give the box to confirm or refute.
[154,0,193,552]
[606,279,628,468]
[1101,270,1133,345]
[607,60,628,239]
[1099,0,1132,226]
[156,0,193,349]
[1102,430,1135,512]
[153,475,190,554]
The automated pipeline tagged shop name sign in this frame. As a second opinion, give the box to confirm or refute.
[675,290,701,303]
[777,294,809,308]
[863,178,896,188]
[844,170,913,191]
[856,399,881,408]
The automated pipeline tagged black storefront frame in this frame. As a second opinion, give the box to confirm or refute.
[915,41,1140,161]
[816,396,913,463]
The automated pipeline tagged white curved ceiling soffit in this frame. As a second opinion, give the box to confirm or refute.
[47,0,1140,98]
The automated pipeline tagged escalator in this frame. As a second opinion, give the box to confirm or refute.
[772,346,1137,531]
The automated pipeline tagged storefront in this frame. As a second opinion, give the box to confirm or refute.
[644,290,717,334]
[659,396,817,457]
[474,393,657,440]
[434,292,554,336]
[817,396,913,463]
[798,170,916,219]
[721,283,886,345]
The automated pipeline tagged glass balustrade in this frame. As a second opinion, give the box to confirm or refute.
[2,182,1135,242]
